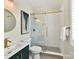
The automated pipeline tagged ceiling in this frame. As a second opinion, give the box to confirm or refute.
[15,0,63,13]
[29,0,63,12]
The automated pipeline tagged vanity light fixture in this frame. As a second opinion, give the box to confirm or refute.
[8,0,14,7]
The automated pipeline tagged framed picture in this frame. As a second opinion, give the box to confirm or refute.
[21,10,29,34]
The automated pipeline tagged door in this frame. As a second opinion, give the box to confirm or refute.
[9,53,18,59]
[20,45,29,59]
[9,45,29,59]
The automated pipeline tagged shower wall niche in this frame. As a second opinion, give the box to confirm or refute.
[31,12,64,48]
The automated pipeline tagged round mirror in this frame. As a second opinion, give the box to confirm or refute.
[4,9,16,32]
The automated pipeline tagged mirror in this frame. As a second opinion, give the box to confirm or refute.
[21,10,29,34]
[4,9,16,32]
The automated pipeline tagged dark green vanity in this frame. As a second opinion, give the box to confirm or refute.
[9,45,29,59]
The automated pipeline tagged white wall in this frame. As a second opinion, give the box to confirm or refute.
[4,0,33,43]
[63,0,71,26]
[59,1,74,59]
[62,0,73,59]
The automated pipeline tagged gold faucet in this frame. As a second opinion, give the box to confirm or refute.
[4,38,11,48]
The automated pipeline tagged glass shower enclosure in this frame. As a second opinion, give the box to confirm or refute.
[31,12,64,48]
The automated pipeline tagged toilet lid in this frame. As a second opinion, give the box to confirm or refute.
[31,46,42,52]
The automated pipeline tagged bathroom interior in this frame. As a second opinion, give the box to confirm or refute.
[4,0,74,59]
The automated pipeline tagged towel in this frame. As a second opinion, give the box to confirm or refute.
[60,26,70,41]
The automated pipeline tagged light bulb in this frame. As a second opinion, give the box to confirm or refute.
[8,0,14,7]
[10,2,14,7]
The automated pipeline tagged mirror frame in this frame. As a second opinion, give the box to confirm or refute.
[21,10,29,34]
[4,9,16,32]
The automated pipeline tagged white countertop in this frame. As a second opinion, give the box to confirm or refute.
[4,39,31,59]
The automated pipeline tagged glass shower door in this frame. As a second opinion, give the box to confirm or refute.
[31,15,46,46]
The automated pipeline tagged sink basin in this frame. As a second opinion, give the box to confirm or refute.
[4,39,31,55]
[4,45,17,55]
[18,38,31,44]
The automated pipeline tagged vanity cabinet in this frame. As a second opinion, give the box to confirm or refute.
[9,45,29,59]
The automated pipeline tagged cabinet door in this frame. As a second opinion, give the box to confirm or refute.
[9,51,21,59]
[9,53,18,59]
[20,45,29,59]
[9,45,29,59]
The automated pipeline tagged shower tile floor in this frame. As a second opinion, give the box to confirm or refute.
[40,46,61,53]
[40,53,63,59]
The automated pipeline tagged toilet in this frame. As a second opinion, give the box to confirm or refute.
[30,46,42,59]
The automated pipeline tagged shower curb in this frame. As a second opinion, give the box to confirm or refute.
[41,51,63,56]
